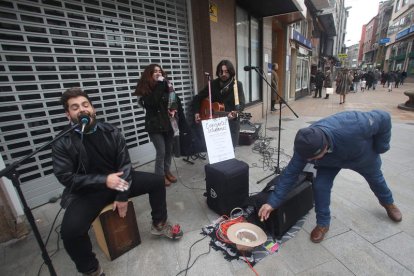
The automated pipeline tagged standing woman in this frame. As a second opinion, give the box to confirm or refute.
[336,69,353,104]
[134,64,178,186]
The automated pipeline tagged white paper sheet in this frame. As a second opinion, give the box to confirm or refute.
[201,117,235,164]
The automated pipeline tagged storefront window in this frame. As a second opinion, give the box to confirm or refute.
[302,59,309,89]
[295,56,309,91]
[236,7,261,103]
[408,58,414,75]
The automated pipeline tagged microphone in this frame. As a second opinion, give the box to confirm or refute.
[204,72,210,76]
[78,114,90,133]
[244,65,260,71]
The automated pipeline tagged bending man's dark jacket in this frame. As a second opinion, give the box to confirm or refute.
[267,110,392,208]
[52,121,132,208]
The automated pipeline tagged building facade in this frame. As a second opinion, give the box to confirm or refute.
[385,0,414,74]
[1,0,345,240]
[346,43,359,68]
[362,16,379,69]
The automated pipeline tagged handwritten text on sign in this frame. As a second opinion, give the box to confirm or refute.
[202,117,234,164]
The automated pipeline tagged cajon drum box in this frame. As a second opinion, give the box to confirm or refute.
[92,201,141,260]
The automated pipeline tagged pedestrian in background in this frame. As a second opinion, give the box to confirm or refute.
[387,71,396,92]
[313,69,325,98]
[381,71,387,87]
[352,70,361,92]
[323,69,332,99]
[360,77,366,92]
[270,63,279,111]
[336,69,353,104]
[401,71,407,85]
[373,69,381,90]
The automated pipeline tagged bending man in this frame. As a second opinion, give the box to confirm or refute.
[259,110,402,243]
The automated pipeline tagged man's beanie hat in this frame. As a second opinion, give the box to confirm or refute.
[294,127,327,159]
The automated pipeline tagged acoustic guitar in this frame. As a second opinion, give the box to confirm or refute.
[199,98,227,120]
[199,98,251,121]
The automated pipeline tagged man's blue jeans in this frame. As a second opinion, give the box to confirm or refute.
[313,162,394,227]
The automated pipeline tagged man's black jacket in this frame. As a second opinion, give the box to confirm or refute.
[52,121,132,208]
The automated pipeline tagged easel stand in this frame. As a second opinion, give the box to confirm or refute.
[0,123,79,276]
[182,153,206,165]
[252,68,299,184]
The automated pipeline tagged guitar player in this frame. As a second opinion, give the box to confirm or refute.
[193,59,246,147]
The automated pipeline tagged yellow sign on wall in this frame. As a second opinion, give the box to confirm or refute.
[210,2,218,23]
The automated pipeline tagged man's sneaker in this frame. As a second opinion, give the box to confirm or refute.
[151,221,183,240]
[83,265,105,276]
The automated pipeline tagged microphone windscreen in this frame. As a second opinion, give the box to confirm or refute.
[79,114,90,125]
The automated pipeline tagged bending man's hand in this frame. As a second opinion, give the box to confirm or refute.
[106,172,129,191]
[258,203,275,221]
[113,201,128,218]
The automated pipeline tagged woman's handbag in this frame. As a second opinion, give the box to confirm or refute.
[326,87,333,94]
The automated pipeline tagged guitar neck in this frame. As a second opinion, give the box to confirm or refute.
[212,111,230,117]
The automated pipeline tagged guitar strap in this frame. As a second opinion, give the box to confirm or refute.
[233,78,239,108]
[220,78,233,94]
[233,77,240,110]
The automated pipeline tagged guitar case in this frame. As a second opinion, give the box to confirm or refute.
[174,95,206,157]
[244,172,314,239]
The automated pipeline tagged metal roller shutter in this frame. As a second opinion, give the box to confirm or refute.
[0,0,194,208]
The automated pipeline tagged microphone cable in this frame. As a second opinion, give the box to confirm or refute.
[175,235,211,276]
[172,156,206,191]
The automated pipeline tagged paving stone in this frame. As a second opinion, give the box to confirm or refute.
[276,229,334,274]
[297,259,353,276]
[323,231,413,276]
[375,232,414,273]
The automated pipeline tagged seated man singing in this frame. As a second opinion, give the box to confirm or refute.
[52,88,183,276]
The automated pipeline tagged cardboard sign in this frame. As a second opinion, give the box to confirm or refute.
[202,117,234,164]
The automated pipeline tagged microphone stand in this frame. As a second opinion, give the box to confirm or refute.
[0,123,80,276]
[252,67,299,184]
[207,73,213,119]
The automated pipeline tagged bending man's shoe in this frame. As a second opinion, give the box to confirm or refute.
[310,225,329,243]
[381,203,402,222]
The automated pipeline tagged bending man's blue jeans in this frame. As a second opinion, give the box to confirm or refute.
[313,160,394,227]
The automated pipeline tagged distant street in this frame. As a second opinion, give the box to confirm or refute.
[277,82,414,122]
